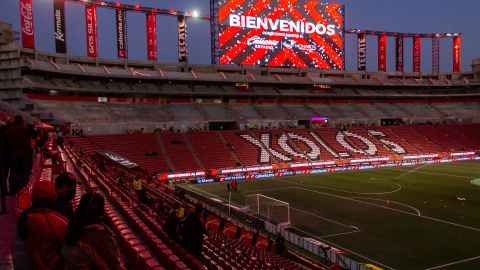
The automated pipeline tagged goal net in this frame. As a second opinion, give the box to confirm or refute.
[245,194,291,227]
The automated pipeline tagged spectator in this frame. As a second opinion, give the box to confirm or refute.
[163,209,180,242]
[115,174,124,187]
[53,172,77,219]
[17,181,68,270]
[181,202,205,259]
[62,193,125,270]
[4,116,34,194]
[232,180,238,192]
[275,232,285,255]
[133,176,142,196]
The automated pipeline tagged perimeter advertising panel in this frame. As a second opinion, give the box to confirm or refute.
[218,0,344,69]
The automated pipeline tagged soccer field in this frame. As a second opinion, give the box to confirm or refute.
[185,161,480,270]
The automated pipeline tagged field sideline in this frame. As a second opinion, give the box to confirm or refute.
[185,161,480,270]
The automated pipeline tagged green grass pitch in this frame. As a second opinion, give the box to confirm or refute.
[185,161,480,270]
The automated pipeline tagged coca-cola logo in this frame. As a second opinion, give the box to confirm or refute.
[20,1,34,36]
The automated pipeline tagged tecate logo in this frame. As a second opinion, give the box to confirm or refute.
[21,2,34,36]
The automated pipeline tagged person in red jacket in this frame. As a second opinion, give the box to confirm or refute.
[62,192,125,270]
[17,180,68,270]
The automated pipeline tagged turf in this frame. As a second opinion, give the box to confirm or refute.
[185,161,480,270]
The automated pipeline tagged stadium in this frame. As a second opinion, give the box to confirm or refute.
[0,0,479,270]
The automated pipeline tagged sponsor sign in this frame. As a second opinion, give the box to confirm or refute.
[116,9,128,58]
[357,33,366,71]
[377,33,386,71]
[453,36,461,72]
[53,0,67,53]
[177,15,188,62]
[85,4,98,57]
[20,0,35,49]
[413,37,421,72]
[97,150,138,169]
[146,12,157,61]
[218,0,344,69]
[395,36,404,72]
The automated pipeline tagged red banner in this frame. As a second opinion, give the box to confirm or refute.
[395,36,404,72]
[453,36,461,72]
[377,33,386,72]
[19,0,35,49]
[116,9,127,58]
[357,33,366,71]
[146,12,157,61]
[85,4,98,57]
[413,37,421,73]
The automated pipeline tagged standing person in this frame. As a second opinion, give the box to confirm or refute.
[226,182,231,193]
[4,116,34,194]
[275,232,285,256]
[181,202,205,259]
[53,172,77,220]
[233,181,238,192]
[133,176,142,196]
[163,209,180,241]
[17,181,68,270]
[62,193,125,270]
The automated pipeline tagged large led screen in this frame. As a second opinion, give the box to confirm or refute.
[218,0,344,69]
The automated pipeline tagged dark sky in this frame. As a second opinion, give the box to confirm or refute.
[1,0,479,72]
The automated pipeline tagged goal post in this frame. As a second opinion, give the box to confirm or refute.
[244,194,291,227]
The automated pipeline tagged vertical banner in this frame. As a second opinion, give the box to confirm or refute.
[432,37,440,73]
[19,0,35,49]
[413,37,421,73]
[53,0,66,53]
[453,35,461,72]
[177,15,188,63]
[85,4,98,57]
[357,33,366,71]
[395,36,404,72]
[377,33,387,72]
[116,9,127,58]
[146,12,157,61]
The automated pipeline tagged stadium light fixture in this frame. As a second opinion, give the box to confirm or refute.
[192,10,199,18]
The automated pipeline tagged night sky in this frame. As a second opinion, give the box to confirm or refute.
[1,0,479,72]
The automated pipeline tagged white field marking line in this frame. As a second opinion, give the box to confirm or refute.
[424,255,480,270]
[276,177,402,195]
[394,163,429,179]
[290,205,357,229]
[320,230,362,239]
[386,168,475,179]
[348,196,421,216]
[188,185,356,231]
[292,226,395,270]
[292,186,480,232]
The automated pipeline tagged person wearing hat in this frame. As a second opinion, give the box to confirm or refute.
[53,172,77,219]
[17,181,68,270]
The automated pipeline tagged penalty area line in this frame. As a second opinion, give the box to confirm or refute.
[292,227,395,270]
[424,255,480,270]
